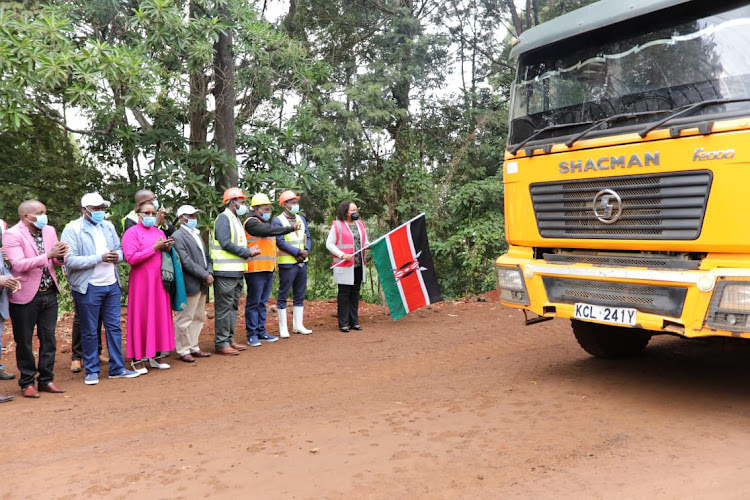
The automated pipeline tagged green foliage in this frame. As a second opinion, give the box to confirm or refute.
[0,113,100,225]
[431,177,507,298]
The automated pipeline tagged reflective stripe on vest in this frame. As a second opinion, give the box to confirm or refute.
[245,217,277,273]
[276,214,307,265]
[210,209,247,272]
[331,220,366,268]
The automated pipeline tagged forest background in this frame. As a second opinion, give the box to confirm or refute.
[0,0,595,307]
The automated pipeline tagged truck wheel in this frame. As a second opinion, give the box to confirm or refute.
[570,320,651,358]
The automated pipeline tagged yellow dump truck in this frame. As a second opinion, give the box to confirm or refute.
[496,0,750,356]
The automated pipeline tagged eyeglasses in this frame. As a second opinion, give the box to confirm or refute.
[139,211,157,216]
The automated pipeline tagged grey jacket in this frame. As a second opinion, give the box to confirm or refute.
[61,217,123,294]
[172,226,213,295]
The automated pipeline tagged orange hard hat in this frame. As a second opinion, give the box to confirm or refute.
[222,187,247,203]
[278,190,300,206]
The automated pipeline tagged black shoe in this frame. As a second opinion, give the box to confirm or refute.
[339,327,350,332]
[0,369,15,380]
[351,325,363,331]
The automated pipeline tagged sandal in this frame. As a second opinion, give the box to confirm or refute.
[131,360,148,375]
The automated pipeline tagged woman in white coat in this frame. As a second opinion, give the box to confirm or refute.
[326,201,368,332]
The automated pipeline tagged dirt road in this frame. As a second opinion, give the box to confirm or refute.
[1,297,749,499]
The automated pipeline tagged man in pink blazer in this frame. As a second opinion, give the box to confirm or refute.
[4,200,68,398]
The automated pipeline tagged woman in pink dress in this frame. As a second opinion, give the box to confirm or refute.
[122,202,176,374]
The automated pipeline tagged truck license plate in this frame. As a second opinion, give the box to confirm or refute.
[573,303,637,326]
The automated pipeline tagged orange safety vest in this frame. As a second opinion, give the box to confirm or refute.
[331,220,367,268]
[244,216,277,273]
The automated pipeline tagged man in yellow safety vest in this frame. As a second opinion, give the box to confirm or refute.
[209,187,258,355]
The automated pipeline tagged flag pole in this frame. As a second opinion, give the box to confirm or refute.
[330,212,426,269]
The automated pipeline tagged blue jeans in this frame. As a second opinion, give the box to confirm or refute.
[72,283,125,375]
[277,263,308,309]
[244,271,274,340]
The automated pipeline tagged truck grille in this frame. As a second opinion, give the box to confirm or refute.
[542,252,700,270]
[542,276,687,317]
[530,171,712,240]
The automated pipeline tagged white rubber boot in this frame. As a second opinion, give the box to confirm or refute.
[292,306,312,334]
[278,309,290,338]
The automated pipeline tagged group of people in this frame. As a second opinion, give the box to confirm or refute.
[0,188,369,402]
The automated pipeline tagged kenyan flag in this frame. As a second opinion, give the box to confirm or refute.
[370,213,442,320]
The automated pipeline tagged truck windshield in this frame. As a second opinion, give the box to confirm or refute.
[509,4,750,147]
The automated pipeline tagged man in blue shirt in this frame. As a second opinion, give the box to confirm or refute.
[61,193,140,385]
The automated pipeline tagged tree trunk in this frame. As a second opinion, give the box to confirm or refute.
[213,2,238,191]
[111,88,137,184]
[503,0,525,36]
[189,69,209,193]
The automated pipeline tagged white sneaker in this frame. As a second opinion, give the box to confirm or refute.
[148,358,170,370]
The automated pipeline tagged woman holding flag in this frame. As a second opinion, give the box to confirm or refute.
[326,201,368,332]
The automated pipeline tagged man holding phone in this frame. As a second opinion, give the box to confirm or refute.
[61,193,140,385]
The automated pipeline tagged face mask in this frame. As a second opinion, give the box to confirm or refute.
[185,218,198,229]
[87,209,106,224]
[350,211,360,221]
[260,212,271,222]
[142,216,157,227]
[151,199,160,210]
[289,204,300,214]
[30,214,48,229]
[236,204,248,216]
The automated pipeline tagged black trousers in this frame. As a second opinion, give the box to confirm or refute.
[71,302,104,361]
[9,290,58,388]
[337,266,363,328]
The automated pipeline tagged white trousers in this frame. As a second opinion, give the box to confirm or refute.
[174,292,207,356]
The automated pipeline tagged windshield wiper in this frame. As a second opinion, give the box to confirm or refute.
[637,97,750,138]
[565,109,672,148]
[509,120,594,155]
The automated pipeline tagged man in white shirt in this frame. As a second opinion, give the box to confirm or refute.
[172,205,214,362]
[61,193,140,385]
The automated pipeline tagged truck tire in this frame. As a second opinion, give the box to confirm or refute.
[571,320,651,358]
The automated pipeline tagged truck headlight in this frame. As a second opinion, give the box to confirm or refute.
[706,281,750,331]
[496,265,529,305]
[717,284,750,311]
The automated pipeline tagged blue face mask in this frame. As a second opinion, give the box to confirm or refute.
[185,218,198,229]
[236,204,248,216]
[289,204,300,214]
[88,209,106,224]
[151,199,160,210]
[142,216,157,228]
[30,214,48,229]
[260,212,271,222]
